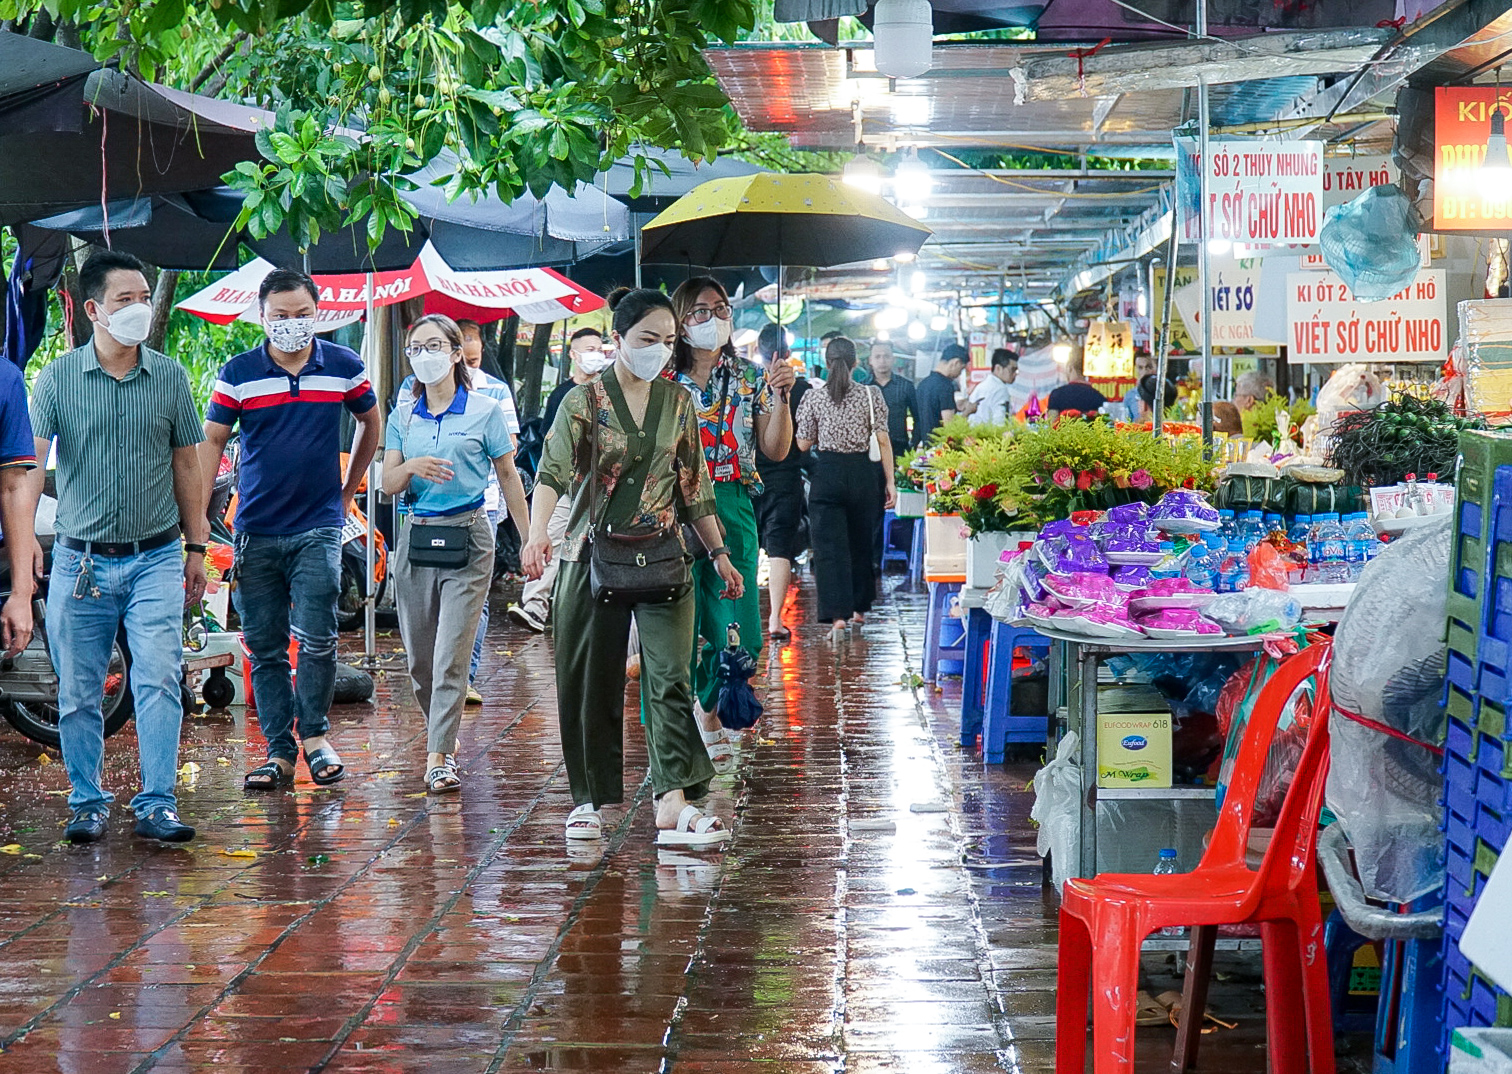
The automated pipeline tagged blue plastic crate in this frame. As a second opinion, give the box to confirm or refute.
[1483,660,1512,706]
[1450,651,1478,693]
[1447,902,1471,943]
[1449,720,1478,766]
[1471,974,1505,1024]
[1478,767,1512,815]
[1482,734,1509,781]
[1466,498,1485,540]
[1477,801,1511,853]
[1448,807,1477,859]
[1448,750,1479,816]
[1448,839,1478,897]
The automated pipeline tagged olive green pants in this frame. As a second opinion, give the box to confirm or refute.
[692,481,764,714]
[552,558,713,809]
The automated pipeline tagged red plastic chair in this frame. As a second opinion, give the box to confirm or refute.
[1055,641,1335,1074]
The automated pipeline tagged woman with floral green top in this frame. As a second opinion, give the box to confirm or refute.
[669,277,795,764]
[523,288,744,848]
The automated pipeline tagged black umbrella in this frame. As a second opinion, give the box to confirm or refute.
[714,623,763,731]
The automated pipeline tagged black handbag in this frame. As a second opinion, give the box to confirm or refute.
[407,519,471,569]
[586,379,691,605]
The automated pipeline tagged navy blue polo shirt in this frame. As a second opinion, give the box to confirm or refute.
[206,339,377,535]
[0,362,36,472]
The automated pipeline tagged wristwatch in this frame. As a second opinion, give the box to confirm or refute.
[184,543,208,554]
[707,544,732,560]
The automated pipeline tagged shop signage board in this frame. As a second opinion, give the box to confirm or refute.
[1176,138,1325,245]
[1167,257,1281,347]
[1284,269,1447,363]
[1433,87,1512,231]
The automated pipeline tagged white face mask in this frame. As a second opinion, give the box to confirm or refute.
[410,351,456,386]
[621,342,671,381]
[97,301,152,347]
[577,350,614,376]
[265,317,316,354]
[684,316,730,352]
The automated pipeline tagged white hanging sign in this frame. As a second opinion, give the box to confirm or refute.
[1284,269,1448,364]
[1179,139,1325,246]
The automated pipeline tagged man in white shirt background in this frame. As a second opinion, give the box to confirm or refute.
[965,348,1018,426]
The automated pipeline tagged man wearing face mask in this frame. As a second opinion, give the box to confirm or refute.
[201,268,382,793]
[508,327,608,633]
[28,251,209,844]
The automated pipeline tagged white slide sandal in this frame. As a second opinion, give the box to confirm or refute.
[699,725,736,766]
[565,803,602,841]
[657,804,731,848]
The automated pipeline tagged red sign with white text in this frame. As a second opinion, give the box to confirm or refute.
[1434,87,1512,230]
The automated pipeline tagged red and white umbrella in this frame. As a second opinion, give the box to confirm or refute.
[177,242,604,328]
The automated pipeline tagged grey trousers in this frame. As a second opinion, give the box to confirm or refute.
[395,511,495,754]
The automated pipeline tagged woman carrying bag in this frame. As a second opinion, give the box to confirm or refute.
[382,315,530,794]
[795,336,895,644]
[522,288,743,849]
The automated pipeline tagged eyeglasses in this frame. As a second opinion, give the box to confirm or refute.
[683,303,732,325]
[403,341,453,358]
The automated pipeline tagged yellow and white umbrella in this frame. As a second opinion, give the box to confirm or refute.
[639,172,931,268]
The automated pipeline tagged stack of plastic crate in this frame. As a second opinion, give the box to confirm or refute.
[1442,433,1512,1049]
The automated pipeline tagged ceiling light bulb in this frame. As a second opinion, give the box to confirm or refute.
[1480,108,1512,199]
[893,249,917,263]
[1206,237,1231,256]
[930,315,948,330]
[969,308,988,327]
[893,156,933,204]
[1052,342,1072,364]
[908,321,927,340]
[871,259,891,271]
[901,203,929,220]
[910,270,927,294]
[876,328,891,341]
[876,306,910,330]
[844,157,885,195]
[873,0,934,79]
[1137,291,1148,317]
[892,95,930,127]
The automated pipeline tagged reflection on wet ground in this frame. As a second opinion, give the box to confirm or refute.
[0,573,1369,1072]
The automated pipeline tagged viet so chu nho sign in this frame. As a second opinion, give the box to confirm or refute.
[1177,138,1325,245]
[1285,269,1447,363]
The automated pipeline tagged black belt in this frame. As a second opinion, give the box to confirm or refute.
[57,528,180,558]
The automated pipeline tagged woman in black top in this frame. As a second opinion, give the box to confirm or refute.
[794,337,895,644]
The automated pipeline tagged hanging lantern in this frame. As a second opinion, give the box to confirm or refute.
[873,0,933,79]
[1083,321,1134,378]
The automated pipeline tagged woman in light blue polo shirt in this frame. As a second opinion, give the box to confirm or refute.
[382,314,530,793]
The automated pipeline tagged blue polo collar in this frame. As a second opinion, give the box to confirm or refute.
[260,337,326,378]
[414,385,469,421]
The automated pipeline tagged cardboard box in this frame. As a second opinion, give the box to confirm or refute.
[1097,712,1173,788]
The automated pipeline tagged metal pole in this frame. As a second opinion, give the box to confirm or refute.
[1153,224,1177,436]
[634,223,643,288]
[1196,0,1215,445]
[362,272,378,666]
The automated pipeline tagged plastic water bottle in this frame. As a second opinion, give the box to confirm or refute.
[1288,514,1312,546]
[1150,541,1185,582]
[1217,509,1237,547]
[1313,513,1348,584]
[1153,849,1184,936]
[1345,512,1378,577]
[1263,512,1285,542]
[1218,539,1250,593]
[1242,510,1265,552]
[1185,539,1222,591]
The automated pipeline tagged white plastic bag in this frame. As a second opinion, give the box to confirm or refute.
[1031,731,1082,893]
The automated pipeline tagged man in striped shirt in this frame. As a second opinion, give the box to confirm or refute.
[29,250,208,845]
[201,269,381,793]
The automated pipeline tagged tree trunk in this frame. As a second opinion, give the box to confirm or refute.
[496,315,518,384]
[519,322,552,422]
[147,269,179,352]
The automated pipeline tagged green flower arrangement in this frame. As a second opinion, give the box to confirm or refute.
[1242,391,1315,446]
[896,447,926,492]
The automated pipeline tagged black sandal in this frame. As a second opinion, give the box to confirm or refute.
[244,759,294,791]
[304,746,345,785]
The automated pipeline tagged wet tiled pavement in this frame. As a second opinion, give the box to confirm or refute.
[0,572,1368,1072]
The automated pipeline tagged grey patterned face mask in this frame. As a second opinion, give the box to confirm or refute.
[265,317,316,353]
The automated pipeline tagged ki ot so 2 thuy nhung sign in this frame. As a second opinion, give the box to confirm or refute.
[1434,87,1512,230]
[1177,139,1324,246]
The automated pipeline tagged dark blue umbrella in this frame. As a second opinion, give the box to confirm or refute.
[715,623,762,731]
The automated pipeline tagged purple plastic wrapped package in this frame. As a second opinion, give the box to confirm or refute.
[1105,502,1151,526]
[1050,535,1108,575]
[1112,565,1153,591]
[1133,607,1224,638]
[1042,571,1124,608]
[1149,490,1221,534]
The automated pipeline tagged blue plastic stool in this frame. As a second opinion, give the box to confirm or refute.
[881,510,912,568]
[981,622,1053,762]
[1324,909,1375,1036]
[959,607,993,745]
[922,581,965,682]
[908,518,926,585]
[1376,933,1443,1074]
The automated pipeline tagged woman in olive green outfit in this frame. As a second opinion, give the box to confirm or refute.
[669,277,795,763]
[523,288,744,849]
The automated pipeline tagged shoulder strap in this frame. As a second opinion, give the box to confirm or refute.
[594,376,669,534]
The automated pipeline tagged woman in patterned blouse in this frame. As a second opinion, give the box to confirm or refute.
[524,288,743,849]
[795,337,896,644]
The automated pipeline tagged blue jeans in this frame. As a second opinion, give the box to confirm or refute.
[469,508,500,684]
[48,541,185,817]
[233,528,341,763]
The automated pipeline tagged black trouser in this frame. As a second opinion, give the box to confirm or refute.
[810,451,885,623]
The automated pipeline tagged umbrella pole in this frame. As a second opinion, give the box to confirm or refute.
[362,271,378,666]
[634,225,643,288]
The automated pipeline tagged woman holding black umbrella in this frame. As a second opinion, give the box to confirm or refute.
[795,336,895,644]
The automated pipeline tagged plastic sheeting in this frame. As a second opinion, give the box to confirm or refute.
[1318,184,1423,301]
[1326,514,1450,903]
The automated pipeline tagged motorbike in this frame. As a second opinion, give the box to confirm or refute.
[0,525,134,749]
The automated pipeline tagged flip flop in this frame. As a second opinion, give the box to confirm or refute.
[565,803,602,841]
[657,804,731,848]
[303,745,345,785]
[425,755,461,794]
[243,759,294,791]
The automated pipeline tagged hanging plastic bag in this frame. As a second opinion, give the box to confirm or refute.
[1318,184,1423,301]
[1031,732,1083,893]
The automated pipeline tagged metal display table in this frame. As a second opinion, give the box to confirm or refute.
[1026,624,1278,880]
